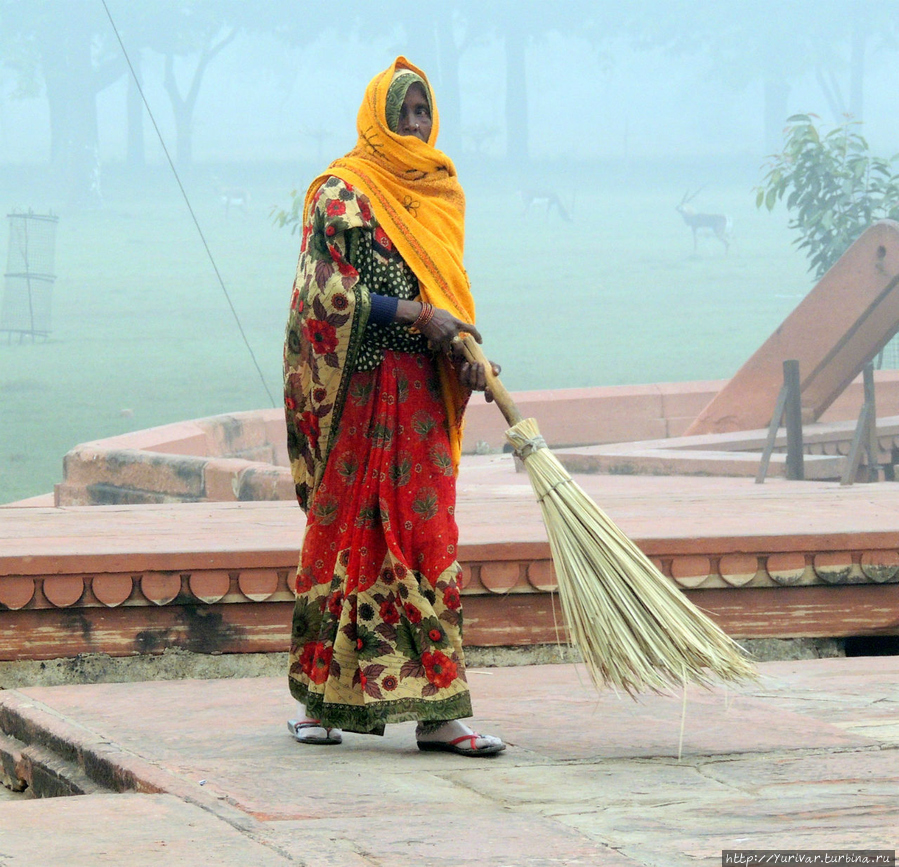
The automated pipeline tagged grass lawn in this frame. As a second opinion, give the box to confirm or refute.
[0,158,813,504]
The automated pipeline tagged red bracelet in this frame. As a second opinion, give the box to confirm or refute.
[412,302,434,332]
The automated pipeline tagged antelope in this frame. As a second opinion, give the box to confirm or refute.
[520,189,572,222]
[212,174,250,217]
[220,186,250,217]
[676,189,731,254]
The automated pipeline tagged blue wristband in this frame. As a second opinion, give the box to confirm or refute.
[368,293,399,326]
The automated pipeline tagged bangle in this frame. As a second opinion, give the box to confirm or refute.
[412,302,434,332]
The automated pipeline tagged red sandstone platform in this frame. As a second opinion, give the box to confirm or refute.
[2,656,898,865]
[2,458,899,664]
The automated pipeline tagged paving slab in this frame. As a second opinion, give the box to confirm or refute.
[0,793,305,866]
[2,657,898,866]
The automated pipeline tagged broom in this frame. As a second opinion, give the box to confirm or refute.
[458,335,757,696]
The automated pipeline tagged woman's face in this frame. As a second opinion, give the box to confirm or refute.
[396,82,432,142]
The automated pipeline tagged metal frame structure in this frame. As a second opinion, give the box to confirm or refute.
[1,211,59,343]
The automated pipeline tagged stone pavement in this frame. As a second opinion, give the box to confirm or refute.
[1,656,898,866]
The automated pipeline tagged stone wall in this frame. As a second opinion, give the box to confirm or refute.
[53,373,899,506]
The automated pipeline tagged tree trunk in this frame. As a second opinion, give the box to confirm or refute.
[164,53,193,167]
[42,12,101,206]
[127,52,145,167]
[174,110,193,167]
[163,30,236,168]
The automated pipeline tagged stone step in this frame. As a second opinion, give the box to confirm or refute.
[0,697,120,799]
[0,726,113,799]
[0,729,27,792]
[18,740,113,798]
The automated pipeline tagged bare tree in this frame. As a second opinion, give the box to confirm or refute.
[162,27,237,166]
[0,0,125,203]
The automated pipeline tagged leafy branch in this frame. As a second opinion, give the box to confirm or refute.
[271,189,303,235]
[756,114,899,278]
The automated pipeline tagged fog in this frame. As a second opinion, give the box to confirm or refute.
[2,0,898,502]
[5,1,898,168]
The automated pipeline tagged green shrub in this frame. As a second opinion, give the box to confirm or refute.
[757,114,899,278]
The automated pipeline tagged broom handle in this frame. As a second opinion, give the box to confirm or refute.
[456,334,524,428]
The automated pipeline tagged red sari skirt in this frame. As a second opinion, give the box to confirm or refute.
[288,350,471,734]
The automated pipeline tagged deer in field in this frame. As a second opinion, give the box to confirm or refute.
[220,185,250,217]
[676,189,731,254]
[520,189,573,222]
[212,174,250,217]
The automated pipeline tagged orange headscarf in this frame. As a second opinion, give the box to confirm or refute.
[302,56,475,472]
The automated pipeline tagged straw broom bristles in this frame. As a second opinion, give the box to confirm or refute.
[508,418,756,695]
[459,337,757,696]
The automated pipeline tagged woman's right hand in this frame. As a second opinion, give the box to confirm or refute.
[394,299,483,353]
[419,307,483,354]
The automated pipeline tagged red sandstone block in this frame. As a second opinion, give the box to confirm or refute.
[526,560,557,591]
[822,371,899,421]
[0,576,36,609]
[235,466,294,502]
[76,420,210,454]
[462,381,732,453]
[187,571,232,603]
[237,568,280,601]
[201,413,269,457]
[92,574,135,607]
[719,553,760,587]
[666,417,699,438]
[53,484,91,507]
[463,593,567,645]
[860,550,899,582]
[1,493,55,508]
[479,561,524,593]
[202,458,255,502]
[670,555,713,587]
[556,448,843,479]
[61,447,205,496]
[140,572,182,605]
[461,398,512,451]
[597,417,668,444]
[464,386,667,451]
[263,415,290,467]
[145,434,210,458]
[229,445,275,463]
[42,576,85,607]
[537,397,666,446]
[658,380,722,422]
[60,446,109,485]
[0,731,25,792]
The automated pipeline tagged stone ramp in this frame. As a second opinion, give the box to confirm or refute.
[688,219,899,435]
[1,658,898,865]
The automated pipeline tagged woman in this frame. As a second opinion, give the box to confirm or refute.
[283,57,504,757]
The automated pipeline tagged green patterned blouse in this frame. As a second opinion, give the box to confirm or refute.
[338,185,431,371]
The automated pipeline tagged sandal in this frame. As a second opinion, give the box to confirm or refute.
[417,732,506,757]
[287,718,343,745]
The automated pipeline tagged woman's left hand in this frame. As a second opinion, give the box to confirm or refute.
[455,356,502,403]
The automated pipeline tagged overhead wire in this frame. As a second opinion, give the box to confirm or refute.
[101,0,277,408]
